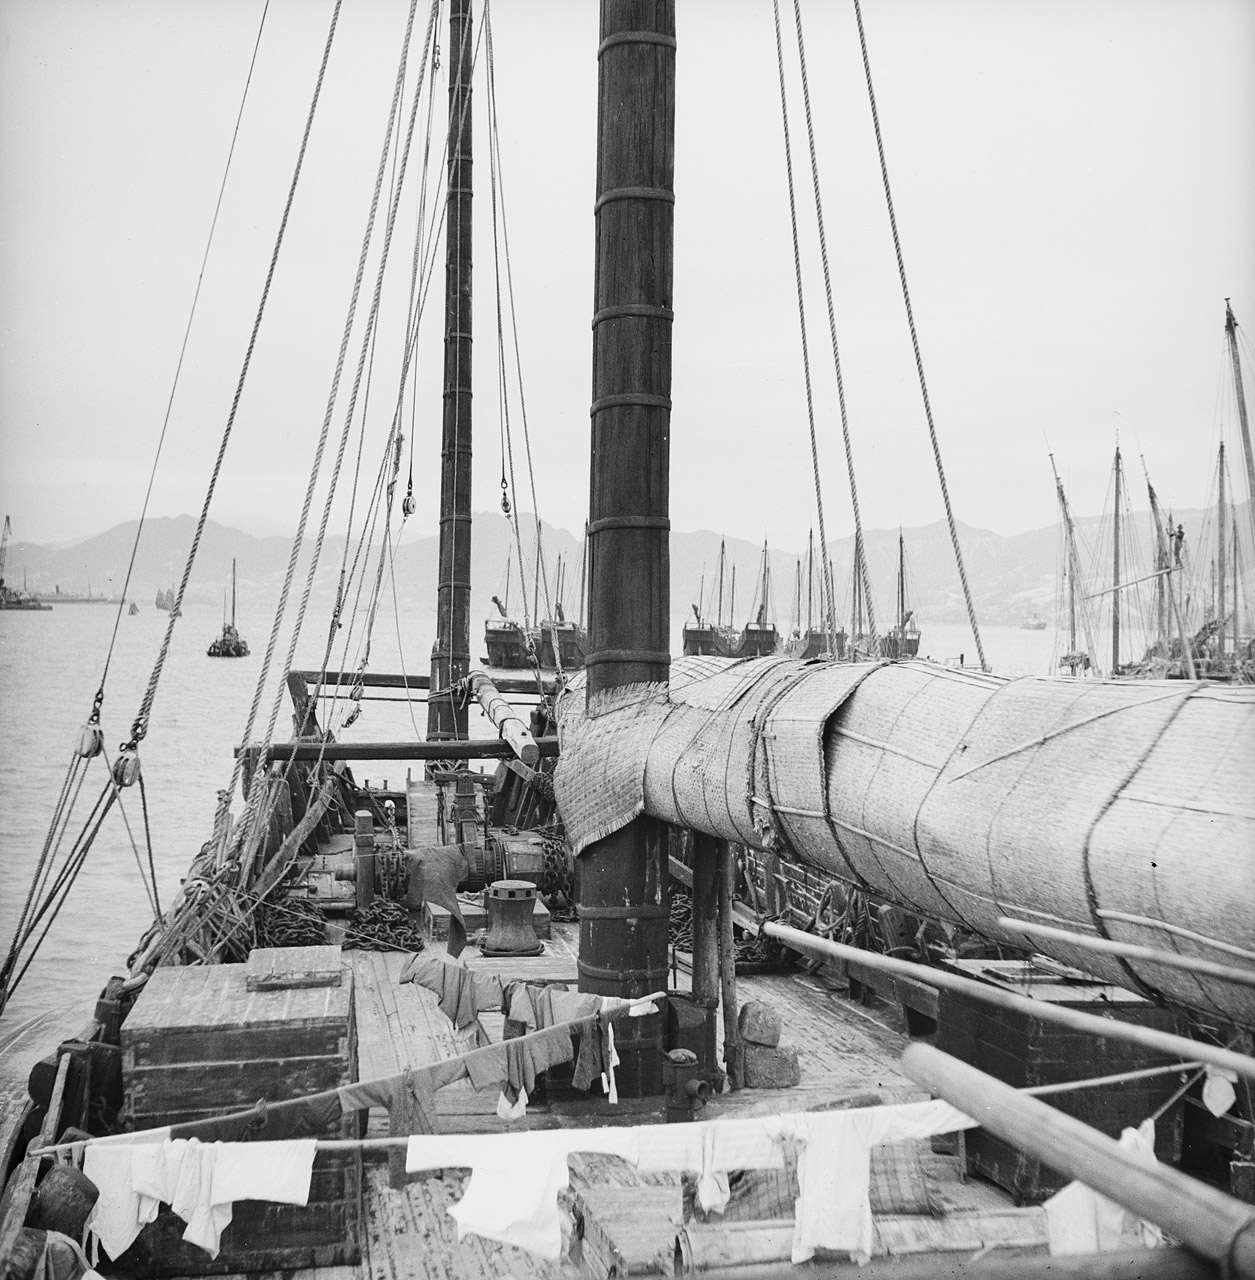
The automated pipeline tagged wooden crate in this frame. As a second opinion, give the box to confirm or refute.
[117,949,361,1273]
[936,960,1186,1203]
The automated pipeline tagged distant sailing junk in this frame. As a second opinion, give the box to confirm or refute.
[683,540,781,658]
[483,546,587,672]
[154,586,175,611]
[787,529,844,660]
[207,558,249,658]
[879,531,922,661]
[0,516,51,610]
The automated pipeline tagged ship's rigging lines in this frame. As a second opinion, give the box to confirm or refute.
[771,0,986,670]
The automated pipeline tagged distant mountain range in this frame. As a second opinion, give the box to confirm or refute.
[3,503,1237,631]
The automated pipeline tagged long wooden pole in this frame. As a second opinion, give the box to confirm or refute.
[578,0,675,1098]
[464,670,540,766]
[1112,445,1122,673]
[718,839,744,1089]
[427,0,474,742]
[997,917,1255,990]
[691,833,722,1078]
[761,921,1255,1082]
[1226,300,1255,564]
[901,1044,1255,1278]
[1218,442,1228,657]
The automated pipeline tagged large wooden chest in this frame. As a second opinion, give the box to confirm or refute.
[936,959,1185,1203]
[117,946,360,1273]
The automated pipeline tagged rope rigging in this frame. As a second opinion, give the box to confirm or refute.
[851,0,987,672]
[769,0,840,658]
[484,0,562,700]
[785,0,878,647]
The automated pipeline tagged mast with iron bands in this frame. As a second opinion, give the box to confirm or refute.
[579,0,675,1097]
[428,0,474,741]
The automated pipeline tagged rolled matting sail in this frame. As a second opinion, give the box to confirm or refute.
[554,656,1255,1026]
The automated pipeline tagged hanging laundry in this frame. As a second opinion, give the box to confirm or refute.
[168,1090,342,1143]
[638,1114,786,1214]
[1203,1066,1238,1118]
[405,1128,641,1259]
[399,952,479,1029]
[1043,1119,1163,1255]
[87,1137,316,1261]
[765,1098,976,1262]
[505,1024,575,1098]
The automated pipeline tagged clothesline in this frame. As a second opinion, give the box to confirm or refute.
[29,988,667,1158]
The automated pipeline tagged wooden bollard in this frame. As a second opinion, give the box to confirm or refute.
[354,810,375,912]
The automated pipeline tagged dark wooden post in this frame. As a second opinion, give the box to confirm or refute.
[354,810,375,912]
[577,0,676,1097]
[718,839,743,1089]
[428,0,474,742]
[690,833,721,1077]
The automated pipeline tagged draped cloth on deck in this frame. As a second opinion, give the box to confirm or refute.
[552,657,1255,1027]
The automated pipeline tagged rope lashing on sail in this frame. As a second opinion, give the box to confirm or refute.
[783,0,878,646]
[770,0,842,657]
[852,0,988,672]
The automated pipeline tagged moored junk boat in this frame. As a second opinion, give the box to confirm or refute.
[0,517,51,611]
[206,558,249,658]
[4,2,1255,1276]
[879,530,921,661]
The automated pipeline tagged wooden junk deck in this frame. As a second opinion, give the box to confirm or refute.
[1,765,1218,1279]
[285,931,1051,1280]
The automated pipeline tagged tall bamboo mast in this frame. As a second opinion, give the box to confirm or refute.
[579,0,675,1098]
[1218,443,1228,657]
[806,530,814,631]
[427,0,474,742]
[1050,453,1100,676]
[1225,300,1255,561]
[1112,446,1122,673]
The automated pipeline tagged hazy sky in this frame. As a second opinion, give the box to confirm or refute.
[1,0,1253,552]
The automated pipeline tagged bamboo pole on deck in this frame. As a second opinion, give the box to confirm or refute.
[719,839,744,1089]
[691,833,722,1077]
[997,917,1255,990]
[902,1043,1255,1279]
[761,920,1255,1083]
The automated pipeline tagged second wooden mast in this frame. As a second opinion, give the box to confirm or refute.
[428,0,474,742]
[578,0,676,1097]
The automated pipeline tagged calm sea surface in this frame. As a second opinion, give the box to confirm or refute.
[0,603,1090,1047]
